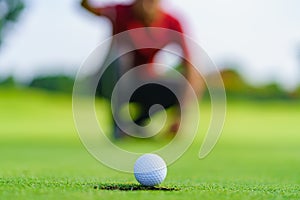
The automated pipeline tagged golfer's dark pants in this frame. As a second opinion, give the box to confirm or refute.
[130,83,180,125]
[97,62,183,137]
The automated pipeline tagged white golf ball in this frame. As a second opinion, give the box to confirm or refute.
[134,154,167,186]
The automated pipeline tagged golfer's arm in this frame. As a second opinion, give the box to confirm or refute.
[186,63,205,98]
[172,23,204,97]
[81,0,103,16]
[179,39,205,98]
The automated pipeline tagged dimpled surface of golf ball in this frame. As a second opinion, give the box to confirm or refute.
[134,154,167,186]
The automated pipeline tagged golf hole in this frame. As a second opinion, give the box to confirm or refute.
[93,183,180,191]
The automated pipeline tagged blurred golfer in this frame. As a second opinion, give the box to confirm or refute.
[81,0,203,138]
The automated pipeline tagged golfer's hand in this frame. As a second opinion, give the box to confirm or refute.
[81,0,102,15]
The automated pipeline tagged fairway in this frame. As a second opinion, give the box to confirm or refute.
[0,88,300,200]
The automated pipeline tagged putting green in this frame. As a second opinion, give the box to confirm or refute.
[0,87,299,200]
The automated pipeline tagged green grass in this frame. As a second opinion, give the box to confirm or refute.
[0,87,300,199]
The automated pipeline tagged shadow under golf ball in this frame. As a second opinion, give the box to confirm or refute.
[93,183,179,191]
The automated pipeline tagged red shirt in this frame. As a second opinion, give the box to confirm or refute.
[95,4,188,74]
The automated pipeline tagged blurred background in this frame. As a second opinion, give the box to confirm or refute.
[0,0,300,96]
[1,0,300,164]
[0,0,300,102]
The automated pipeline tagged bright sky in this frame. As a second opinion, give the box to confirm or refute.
[0,0,299,90]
